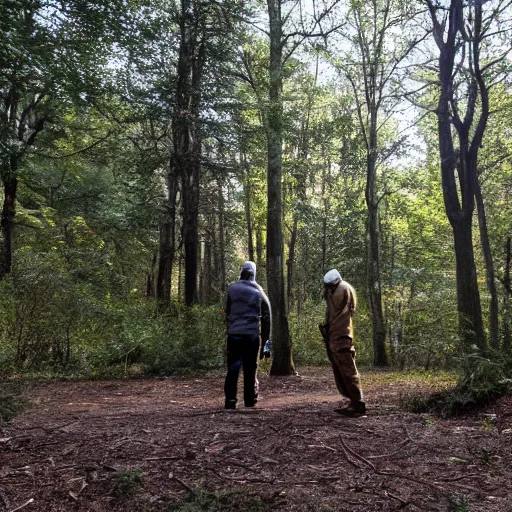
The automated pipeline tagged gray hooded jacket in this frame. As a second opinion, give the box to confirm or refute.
[225,262,271,341]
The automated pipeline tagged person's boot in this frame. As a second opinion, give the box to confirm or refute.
[334,401,366,416]
[225,399,237,410]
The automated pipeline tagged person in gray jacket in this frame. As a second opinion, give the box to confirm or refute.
[224,261,271,409]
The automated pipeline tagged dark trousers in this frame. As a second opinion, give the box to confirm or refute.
[224,333,260,406]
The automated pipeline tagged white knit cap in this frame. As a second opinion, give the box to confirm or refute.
[323,269,341,284]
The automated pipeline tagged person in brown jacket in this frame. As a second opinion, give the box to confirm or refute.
[320,269,366,416]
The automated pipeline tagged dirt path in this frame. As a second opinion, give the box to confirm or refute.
[1,368,511,511]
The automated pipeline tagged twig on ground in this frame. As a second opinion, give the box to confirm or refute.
[144,456,181,461]
[338,439,362,468]
[385,490,409,506]
[340,438,376,470]
[402,424,417,444]
[377,470,448,495]
[169,473,194,493]
[436,473,480,483]
[307,444,337,452]
[367,439,411,459]
[8,498,34,512]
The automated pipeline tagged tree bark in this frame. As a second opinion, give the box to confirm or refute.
[267,0,294,375]
[503,237,511,352]
[174,0,205,307]
[156,174,178,312]
[475,179,499,349]
[0,178,18,279]
[428,0,485,349]
[243,162,255,263]
[217,177,226,295]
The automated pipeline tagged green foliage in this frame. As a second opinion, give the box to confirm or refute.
[113,468,143,498]
[167,490,268,512]
[141,305,226,375]
[449,494,470,512]
[401,348,512,417]
[0,381,27,423]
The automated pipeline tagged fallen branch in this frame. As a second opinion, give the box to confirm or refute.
[367,439,411,459]
[377,470,448,495]
[435,473,480,483]
[307,444,337,452]
[169,473,194,494]
[144,456,181,462]
[385,490,409,506]
[338,439,361,468]
[340,438,376,470]
[8,498,34,512]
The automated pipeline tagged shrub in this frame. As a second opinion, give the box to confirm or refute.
[0,381,28,423]
[401,348,512,417]
[113,469,143,497]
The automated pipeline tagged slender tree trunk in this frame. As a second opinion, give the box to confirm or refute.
[243,170,255,262]
[503,237,511,352]
[0,177,18,279]
[267,0,294,375]
[475,179,499,349]
[146,253,157,297]
[256,226,264,284]
[366,144,387,365]
[175,0,204,307]
[429,0,485,350]
[321,163,327,273]
[217,178,226,294]
[286,215,298,308]
[451,215,484,346]
[156,174,178,312]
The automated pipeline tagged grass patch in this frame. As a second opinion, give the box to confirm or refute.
[0,381,28,422]
[400,351,512,417]
[167,490,273,512]
[113,468,143,497]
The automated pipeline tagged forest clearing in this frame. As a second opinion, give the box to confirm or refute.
[2,368,512,512]
[2,1,512,510]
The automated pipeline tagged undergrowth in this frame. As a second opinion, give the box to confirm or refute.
[166,490,273,512]
[401,349,512,417]
[0,381,28,422]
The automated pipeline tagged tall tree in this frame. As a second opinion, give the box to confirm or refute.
[333,0,420,365]
[425,0,512,350]
[266,0,294,374]
[0,0,125,279]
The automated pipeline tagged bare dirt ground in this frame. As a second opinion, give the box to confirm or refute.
[1,367,512,512]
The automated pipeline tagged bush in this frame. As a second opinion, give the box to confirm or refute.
[0,381,28,423]
[141,305,225,375]
[401,348,512,417]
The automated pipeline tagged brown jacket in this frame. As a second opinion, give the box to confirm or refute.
[325,280,356,344]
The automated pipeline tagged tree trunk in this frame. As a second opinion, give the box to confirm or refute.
[256,226,264,285]
[156,174,178,312]
[367,188,387,366]
[217,178,226,294]
[267,0,294,375]
[182,160,200,306]
[244,182,254,263]
[451,215,484,347]
[502,237,511,352]
[286,215,298,308]
[0,178,18,279]
[174,0,205,307]
[429,0,485,350]
[475,179,499,349]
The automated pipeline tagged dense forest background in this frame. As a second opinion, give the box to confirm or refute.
[1,0,511,379]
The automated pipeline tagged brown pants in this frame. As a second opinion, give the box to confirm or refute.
[326,337,363,404]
